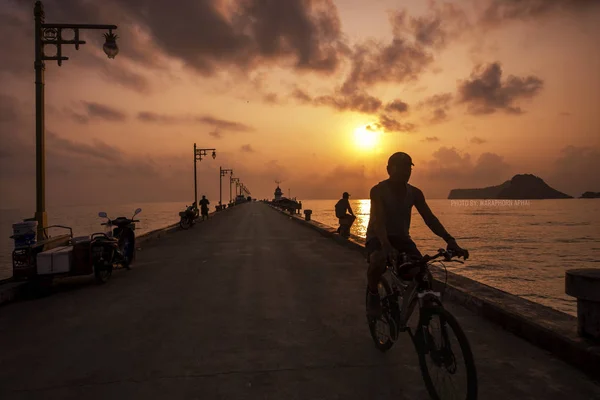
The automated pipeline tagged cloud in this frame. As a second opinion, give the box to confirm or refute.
[293,164,373,199]
[481,0,600,26]
[137,112,253,132]
[293,88,405,116]
[429,108,448,124]
[340,38,432,94]
[292,89,313,103]
[384,99,409,113]
[420,92,453,109]
[263,93,280,104]
[0,2,153,93]
[137,112,180,124]
[470,136,487,144]
[457,62,544,115]
[417,92,453,124]
[412,146,512,197]
[421,136,440,142]
[47,131,124,162]
[111,0,344,76]
[390,4,471,50]
[232,0,345,73]
[197,116,253,132]
[208,128,222,139]
[97,63,152,94]
[70,101,128,123]
[547,145,600,197]
[240,144,255,153]
[338,5,469,95]
[369,115,417,133]
[314,92,383,114]
[0,0,347,101]
[0,94,20,123]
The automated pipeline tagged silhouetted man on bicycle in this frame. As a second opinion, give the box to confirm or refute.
[365,152,467,318]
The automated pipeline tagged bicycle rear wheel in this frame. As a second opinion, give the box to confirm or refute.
[367,277,399,352]
[416,306,477,400]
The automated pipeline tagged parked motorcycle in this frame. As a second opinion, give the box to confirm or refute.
[179,205,197,230]
[90,208,141,283]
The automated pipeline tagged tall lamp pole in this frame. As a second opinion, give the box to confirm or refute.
[229,176,236,203]
[219,167,233,207]
[33,0,119,239]
[194,144,216,209]
[231,177,240,201]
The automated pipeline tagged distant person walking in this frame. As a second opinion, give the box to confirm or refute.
[199,195,210,221]
[335,192,356,238]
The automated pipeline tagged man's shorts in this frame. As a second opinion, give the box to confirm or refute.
[201,208,209,216]
[366,236,422,261]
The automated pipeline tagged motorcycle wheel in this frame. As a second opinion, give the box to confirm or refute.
[94,260,113,284]
[120,237,133,270]
[180,216,191,230]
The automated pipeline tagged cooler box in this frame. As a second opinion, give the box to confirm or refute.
[36,246,72,275]
[37,247,64,275]
[52,246,73,274]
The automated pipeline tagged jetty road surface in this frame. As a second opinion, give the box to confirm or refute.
[0,202,598,399]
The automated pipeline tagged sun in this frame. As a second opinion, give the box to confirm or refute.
[354,125,380,150]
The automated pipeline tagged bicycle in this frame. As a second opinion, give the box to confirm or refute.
[366,248,478,400]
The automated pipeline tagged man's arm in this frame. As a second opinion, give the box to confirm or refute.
[370,186,391,247]
[413,188,455,243]
[347,199,355,216]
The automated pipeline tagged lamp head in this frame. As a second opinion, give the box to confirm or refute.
[212,150,217,159]
[103,32,119,59]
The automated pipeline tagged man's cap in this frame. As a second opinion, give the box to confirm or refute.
[343,192,350,198]
[388,152,414,167]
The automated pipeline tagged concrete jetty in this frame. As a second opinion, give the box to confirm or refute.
[0,202,599,399]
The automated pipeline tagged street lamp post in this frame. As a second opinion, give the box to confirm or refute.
[194,144,216,209]
[231,177,240,199]
[33,0,119,239]
[219,168,233,207]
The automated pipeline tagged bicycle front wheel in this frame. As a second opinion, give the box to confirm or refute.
[367,277,399,352]
[416,306,478,400]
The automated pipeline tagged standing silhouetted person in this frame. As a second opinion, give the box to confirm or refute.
[335,192,356,238]
[199,195,210,221]
[365,152,467,318]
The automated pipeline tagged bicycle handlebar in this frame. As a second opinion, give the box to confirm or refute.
[392,248,468,277]
[422,248,469,263]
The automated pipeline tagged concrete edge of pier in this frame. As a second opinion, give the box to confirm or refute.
[0,208,226,307]
[269,204,600,381]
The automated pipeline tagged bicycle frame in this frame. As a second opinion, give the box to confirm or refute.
[382,260,443,340]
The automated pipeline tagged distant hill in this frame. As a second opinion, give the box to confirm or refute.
[448,174,573,199]
[580,191,600,198]
[448,180,511,199]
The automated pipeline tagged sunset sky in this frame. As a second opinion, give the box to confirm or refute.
[1,0,599,209]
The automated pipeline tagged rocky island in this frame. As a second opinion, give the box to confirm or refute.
[448,174,573,199]
[580,191,600,198]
